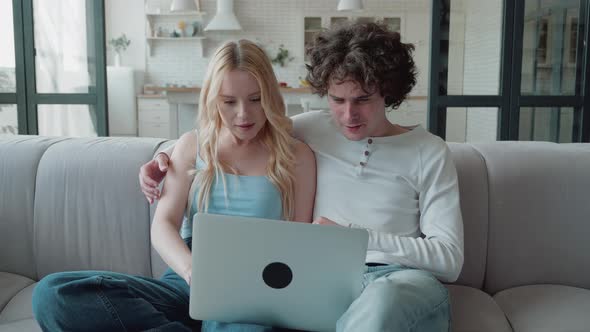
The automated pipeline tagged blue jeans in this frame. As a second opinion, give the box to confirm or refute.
[31,237,280,332]
[337,264,451,332]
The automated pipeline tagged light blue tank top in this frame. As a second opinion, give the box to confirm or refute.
[180,152,283,239]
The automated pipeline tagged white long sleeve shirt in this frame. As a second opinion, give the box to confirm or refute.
[292,111,464,282]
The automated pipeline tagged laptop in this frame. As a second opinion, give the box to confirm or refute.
[189,213,369,332]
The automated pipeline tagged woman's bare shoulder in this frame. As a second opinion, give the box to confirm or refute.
[293,138,315,163]
[171,131,198,165]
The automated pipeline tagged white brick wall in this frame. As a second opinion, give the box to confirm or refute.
[144,0,431,95]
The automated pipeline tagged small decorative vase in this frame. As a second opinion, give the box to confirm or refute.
[114,52,121,67]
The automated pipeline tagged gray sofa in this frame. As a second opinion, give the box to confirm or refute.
[1,135,589,332]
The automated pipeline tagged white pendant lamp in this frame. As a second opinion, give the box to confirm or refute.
[337,0,363,11]
[170,0,197,12]
[205,0,242,31]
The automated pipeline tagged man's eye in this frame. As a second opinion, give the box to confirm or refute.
[332,98,344,103]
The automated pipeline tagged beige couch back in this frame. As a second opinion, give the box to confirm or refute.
[1,136,589,296]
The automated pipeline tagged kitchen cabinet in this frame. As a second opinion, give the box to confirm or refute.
[137,96,177,139]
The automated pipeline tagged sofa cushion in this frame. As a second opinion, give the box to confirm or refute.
[0,283,36,324]
[446,285,512,332]
[0,136,68,280]
[0,273,34,314]
[447,144,489,289]
[474,142,590,294]
[494,284,590,332]
[0,319,41,332]
[33,137,166,279]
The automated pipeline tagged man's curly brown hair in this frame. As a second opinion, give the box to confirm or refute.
[305,22,417,110]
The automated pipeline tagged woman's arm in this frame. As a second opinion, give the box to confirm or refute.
[151,132,197,284]
[291,140,316,223]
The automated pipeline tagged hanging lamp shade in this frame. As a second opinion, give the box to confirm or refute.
[170,0,197,12]
[337,0,363,11]
[204,0,242,31]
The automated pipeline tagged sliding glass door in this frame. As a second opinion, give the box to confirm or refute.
[1,0,108,136]
[429,0,589,142]
[0,0,20,135]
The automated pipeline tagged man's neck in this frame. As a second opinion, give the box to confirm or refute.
[370,122,409,138]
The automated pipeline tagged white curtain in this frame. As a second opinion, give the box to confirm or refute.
[34,0,97,137]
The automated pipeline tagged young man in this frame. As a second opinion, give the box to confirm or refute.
[140,23,463,331]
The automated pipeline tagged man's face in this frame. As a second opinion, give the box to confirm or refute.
[327,79,388,141]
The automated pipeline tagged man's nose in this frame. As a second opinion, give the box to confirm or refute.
[343,102,359,122]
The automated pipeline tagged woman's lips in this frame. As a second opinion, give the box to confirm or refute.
[236,123,255,129]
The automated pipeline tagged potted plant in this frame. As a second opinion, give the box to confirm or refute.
[271,44,294,67]
[108,34,131,67]
[270,44,294,86]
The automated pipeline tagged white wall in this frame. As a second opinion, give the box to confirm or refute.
[463,0,502,143]
[105,0,147,93]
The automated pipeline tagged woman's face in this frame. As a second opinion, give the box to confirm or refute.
[217,69,267,144]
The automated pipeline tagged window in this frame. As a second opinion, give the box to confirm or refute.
[1,0,108,136]
[536,17,550,66]
[569,17,578,64]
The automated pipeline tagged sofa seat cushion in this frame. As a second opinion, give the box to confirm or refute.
[447,285,512,332]
[0,318,41,332]
[494,284,590,332]
[0,273,34,313]
[0,283,36,324]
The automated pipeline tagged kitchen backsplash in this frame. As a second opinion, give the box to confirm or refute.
[144,0,429,94]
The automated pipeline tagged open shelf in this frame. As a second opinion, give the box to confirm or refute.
[146,11,206,17]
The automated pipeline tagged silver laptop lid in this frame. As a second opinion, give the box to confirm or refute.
[190,213,368,332]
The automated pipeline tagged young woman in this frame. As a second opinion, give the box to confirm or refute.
[32,39,316,332]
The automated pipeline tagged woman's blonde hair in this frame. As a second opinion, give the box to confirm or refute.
[195,39,296,220]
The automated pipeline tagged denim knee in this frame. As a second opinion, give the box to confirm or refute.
[32,272,72,325]
[337,268,450,331]
[369,269,448,325]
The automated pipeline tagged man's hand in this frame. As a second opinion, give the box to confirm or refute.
[139,153,170,204]
[312,216,341,226]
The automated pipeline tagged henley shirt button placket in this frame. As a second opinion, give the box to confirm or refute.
[357,138,373,176]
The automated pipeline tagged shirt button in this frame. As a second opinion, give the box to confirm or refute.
[364,151,370,156]
[360,162,366,166]
[368,139,373,144]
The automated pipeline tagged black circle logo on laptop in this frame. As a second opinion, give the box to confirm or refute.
[262,262,292,289]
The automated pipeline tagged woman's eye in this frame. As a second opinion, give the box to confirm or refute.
[251,97,261,102]
[223,100,236,105]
